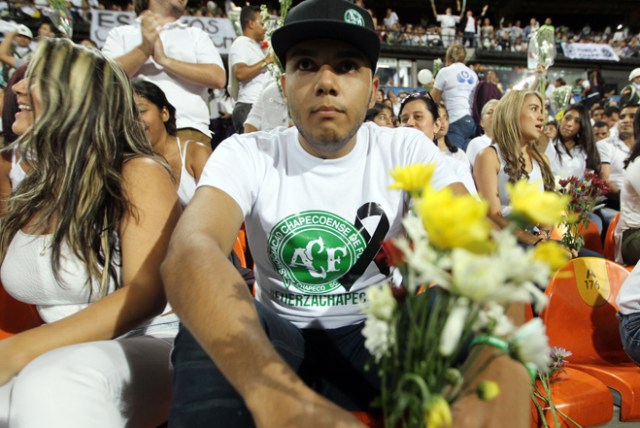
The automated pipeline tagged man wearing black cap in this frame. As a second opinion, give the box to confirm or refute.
[162,0,528,426]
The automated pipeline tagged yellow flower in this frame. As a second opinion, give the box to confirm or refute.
[417,186,493,254]
[532,241,569,271]
[476,380,501,401]
[425,395,452,428]
[388,163,436,195]
[507,180,569,226]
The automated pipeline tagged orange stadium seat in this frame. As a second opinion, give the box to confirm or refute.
[0,282,43,340]
[603,213,620,261]
[541,257,640,421]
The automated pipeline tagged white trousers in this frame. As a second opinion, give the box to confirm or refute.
[0,335,174,428]
[442,27,456,47]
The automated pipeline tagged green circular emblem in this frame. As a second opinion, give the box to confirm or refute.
[268,210,367,294]
[344,9,365,27]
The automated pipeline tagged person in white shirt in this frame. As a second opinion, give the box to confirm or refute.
[466,98,498,170]
[102,0,226,146]
[227,5,273,134]
[598,103,639,211]
[430,43,478,151]
[398,92,477,195]
[382,8,399,29]
[162,1,530,426]
[544,104,601,180]
[431,2,463,47]
[243,80,289,133]
[615,127,640,265]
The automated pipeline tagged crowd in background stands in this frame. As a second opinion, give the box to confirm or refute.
[1,1,639,58]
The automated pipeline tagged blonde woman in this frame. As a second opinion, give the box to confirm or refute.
[473,90,555,246]
[0,38,181,427]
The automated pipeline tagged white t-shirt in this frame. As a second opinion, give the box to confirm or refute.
[198,123,459,329]
[433,62,478,123]
[544,140,588,179]
[228,35,269,104]
[102,20,224,137]
[444,151,477,195]
[244,81,289,131]
[464,16,475,33]
[383,12,399,28]
[617,262,640,315]
[616,157,640,263]
[466,134,491,169]
[437,14,461,29]
[597,136,631,191]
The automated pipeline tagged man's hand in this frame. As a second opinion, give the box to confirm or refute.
[251,385,366,428]
[138,10,160,57]
[153,35,168,66]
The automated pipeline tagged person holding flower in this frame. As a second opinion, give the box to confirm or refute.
[474,90,556,246]
[162,0,531,426]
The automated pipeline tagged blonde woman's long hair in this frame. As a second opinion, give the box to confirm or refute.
[491,90,554,191]
[0,38,164,299]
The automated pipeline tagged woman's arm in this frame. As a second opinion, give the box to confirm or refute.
[186,141,213,182]
[474,147,542,245]
[0,157,181,385]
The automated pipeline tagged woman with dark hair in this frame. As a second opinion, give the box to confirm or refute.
[365,102,395,128]
[614,109,640,264]
[0,38,181,427]
[132,79,211,206]
[544,103,601,179]
[399,92,477,194]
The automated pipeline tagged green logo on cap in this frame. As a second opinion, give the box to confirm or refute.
[344,9,365,27]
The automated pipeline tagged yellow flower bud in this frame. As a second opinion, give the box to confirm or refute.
[476,380,501,401]
[425,395,452,428]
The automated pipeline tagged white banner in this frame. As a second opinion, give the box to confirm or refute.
[561,42,620,62]
[90,10,237,54]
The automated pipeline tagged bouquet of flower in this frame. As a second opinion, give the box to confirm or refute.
[557,172,609,252]
[527,26,556,95]
[47,0,73,37]
[363,165,570,428]
[532,347,582,427]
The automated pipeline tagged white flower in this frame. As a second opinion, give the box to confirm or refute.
[439,297,470,356]
[393,235,451,292]
[362,317,394,362]
[509,318,552,373]
[474,302,515,336]
[449,249,531,305]
[362,283,396,321]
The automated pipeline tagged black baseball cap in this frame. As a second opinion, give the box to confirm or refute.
[271,0,380,71]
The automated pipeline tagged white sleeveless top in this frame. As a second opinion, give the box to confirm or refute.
[492,145,544,216]
[0,230,178,336]
[176,138,197,206]
[9,148,27,191]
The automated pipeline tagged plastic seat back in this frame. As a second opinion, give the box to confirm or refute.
[0,283,43,340]
[541,257,629,364]
[603,213,621,260]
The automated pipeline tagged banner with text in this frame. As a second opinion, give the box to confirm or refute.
[561,42,620,62]
[90,10,237,54]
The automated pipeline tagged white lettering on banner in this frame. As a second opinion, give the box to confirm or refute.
[561,43,620,62]
[90,10,237,53]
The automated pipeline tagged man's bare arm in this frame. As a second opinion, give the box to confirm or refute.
[161,186,362,427]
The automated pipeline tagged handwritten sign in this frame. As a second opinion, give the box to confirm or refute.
[90,10,237,53]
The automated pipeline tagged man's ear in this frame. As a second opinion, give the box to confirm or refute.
[281,74,287,98]
[369,76,380,108]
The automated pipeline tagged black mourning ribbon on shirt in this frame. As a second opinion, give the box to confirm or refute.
[338,202,390,291]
